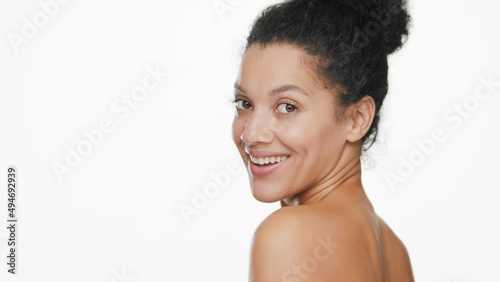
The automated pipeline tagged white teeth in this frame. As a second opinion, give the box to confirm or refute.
[250,155,288,165]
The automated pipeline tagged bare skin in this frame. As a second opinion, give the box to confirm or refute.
[232,43,414,281]
[252,168,414,281]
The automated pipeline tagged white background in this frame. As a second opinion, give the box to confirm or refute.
[0,0,499,281]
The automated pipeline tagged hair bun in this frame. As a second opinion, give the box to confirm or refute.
[377,0,410,54]
[321,0,410,55]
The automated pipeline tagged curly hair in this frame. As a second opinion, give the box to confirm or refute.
[246,0,411,149]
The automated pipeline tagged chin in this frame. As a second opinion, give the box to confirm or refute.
[252,194,280,203]
[250,182,288,203]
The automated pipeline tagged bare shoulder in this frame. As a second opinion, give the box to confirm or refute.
[376,216,415,281]
[250,205,377,281]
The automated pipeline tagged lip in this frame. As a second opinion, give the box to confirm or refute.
[249,157,288,176]
[246,150,290,176]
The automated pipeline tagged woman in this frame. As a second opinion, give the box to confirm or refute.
[232,0,414,280]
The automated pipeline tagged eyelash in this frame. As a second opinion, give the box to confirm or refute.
[232,98,252,110]
[275,99,299,115]
[232,98,300,115]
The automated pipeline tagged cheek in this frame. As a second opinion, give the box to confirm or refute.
[275,114,344,159]
[315,124,348,166]
[279,124,311,146]
[275,116,326,150]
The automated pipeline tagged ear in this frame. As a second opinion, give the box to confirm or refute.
[345,95,375,143]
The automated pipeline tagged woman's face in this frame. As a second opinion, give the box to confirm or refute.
[232,43,352,204]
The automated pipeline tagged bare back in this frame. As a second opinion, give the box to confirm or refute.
[310,187,414,281]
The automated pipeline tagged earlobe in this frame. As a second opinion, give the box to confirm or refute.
[346,96,375,143]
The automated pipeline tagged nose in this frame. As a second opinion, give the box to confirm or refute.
[240,111,274,145]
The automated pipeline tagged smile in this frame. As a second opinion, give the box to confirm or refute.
[247,154,290,176]
[249,155,288,165]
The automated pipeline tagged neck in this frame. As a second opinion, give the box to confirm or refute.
[282,143,364,206]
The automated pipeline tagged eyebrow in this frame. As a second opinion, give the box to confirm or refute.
[234,83,247,96]
[233,83,309,97]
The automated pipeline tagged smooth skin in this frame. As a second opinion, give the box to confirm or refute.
[232,44,414,281]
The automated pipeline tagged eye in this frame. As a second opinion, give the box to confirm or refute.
[234,98,252,110]
[276,103,298,114]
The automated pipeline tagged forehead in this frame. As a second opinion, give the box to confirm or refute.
[237,44,323,91]
[242,43,307,68]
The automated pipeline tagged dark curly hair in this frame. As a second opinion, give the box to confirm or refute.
[245,0,411,149]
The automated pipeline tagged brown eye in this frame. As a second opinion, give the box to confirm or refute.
[235,99,252,110]
[277,103,297,114]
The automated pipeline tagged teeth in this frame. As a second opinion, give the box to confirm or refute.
[250,155,288,165]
